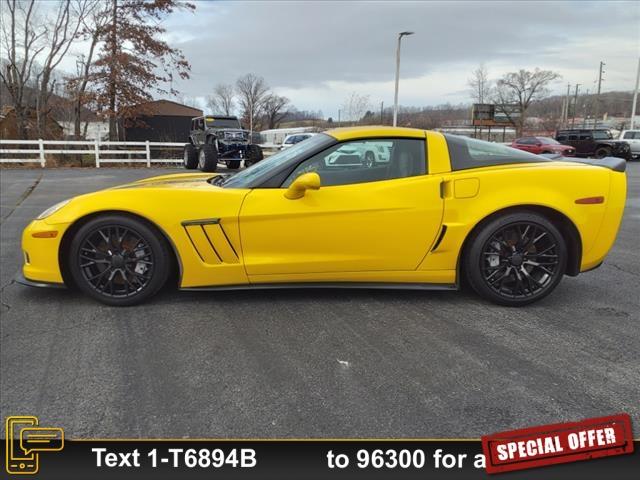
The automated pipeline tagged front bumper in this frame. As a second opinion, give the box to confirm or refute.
[21,219,69,285]
[15,271,66,289]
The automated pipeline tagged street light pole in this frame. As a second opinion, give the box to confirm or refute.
[630,57,640,130]
[393,31,414,127]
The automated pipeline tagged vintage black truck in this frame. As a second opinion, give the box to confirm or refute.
[183,115,264,172]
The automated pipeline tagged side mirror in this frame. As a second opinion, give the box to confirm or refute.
[285,172,321,200]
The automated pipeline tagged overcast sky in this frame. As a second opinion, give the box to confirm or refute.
[72,0,640,118]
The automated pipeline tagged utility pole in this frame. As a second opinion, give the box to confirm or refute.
[582,89,590,128]
[338,109,341,125]
[563,83,571,128]
[380,101,384,124]
[393,31,414,127]
[594,61,605,129]
[631,57,640,130]
[571,84,580,128]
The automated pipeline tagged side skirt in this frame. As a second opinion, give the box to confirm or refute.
[181,282,458,292]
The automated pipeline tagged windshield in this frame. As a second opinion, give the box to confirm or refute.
[205,117,241,129]
[539,137,560,145]
[222,133,335,188]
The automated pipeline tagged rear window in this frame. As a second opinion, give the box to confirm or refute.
[444,135,549,171]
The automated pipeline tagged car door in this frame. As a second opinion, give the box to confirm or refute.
[238,137,444,278]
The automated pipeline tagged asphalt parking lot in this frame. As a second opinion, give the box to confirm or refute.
[1,164,639,439]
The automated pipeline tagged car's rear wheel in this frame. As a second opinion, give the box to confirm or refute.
[226,159,241,169]
[198,144,218,172]
[595,146,612,158]
[183,144,198,169]
[68,215,171,306]
[464,212,567,306]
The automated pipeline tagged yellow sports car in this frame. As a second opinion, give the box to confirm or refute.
[19,127,626,306]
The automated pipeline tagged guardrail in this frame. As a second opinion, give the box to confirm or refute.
[0,139,186,167]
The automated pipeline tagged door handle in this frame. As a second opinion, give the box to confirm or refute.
[439,180,452,198]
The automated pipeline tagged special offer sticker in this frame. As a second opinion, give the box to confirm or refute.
[482,414,634,474]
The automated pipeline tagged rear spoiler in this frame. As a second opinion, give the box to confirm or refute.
[539,154,626,173]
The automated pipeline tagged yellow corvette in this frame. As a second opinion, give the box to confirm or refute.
[19,127,626,306]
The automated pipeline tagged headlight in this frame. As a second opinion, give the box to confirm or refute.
[36,199,71,220]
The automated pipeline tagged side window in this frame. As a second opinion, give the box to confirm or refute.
[557,135,567,141]
[282,138,426,188]
[623,131,636,139]
[444,134,548,171]
[568,135,578,141]
[578,134,591,140]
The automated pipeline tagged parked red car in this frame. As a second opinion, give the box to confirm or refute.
[511,136,575,156]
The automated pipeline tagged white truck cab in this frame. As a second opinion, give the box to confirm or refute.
[619,130,640,159]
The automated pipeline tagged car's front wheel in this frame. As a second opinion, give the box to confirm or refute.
[68,215,171,306]
[464,211,567,306]
[198,144,218,172]
[226,159,241,169]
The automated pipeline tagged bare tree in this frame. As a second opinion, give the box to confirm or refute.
[35,0,95,138]
[342,92,370,124]
[235,73,269,134]
[66,1,110,138]
[206,83,235,115]
[468,63,492,104]
[262,94,290,129]
[0,0,46,138]
[1,0,95,138]
[493,68,561,136]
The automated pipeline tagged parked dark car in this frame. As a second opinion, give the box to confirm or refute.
[555,129,631,160]
[511,137,575,156]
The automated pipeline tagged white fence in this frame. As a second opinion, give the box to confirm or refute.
[0,139,186,167]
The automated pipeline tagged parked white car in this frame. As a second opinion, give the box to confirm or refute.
[279,133,317,150]
[325,141,392,167]
[619,130,640,160]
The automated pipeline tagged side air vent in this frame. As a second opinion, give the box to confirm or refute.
[431,225,447,252]
[182,219,239,265]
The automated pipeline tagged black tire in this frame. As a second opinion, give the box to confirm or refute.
[183,143,198,169]
[464,211,567,306]
[226,159,241,169]
[594,146,611,159]
[198,144,218,172]
[246,144,263,163]
[68,215,171,306]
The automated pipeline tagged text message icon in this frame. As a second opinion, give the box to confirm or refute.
[20,428,64,455]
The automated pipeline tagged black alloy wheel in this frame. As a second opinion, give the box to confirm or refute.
[465,212,567,306]
[69,215,170,305]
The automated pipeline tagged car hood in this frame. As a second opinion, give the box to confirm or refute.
[110,172,219,190]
